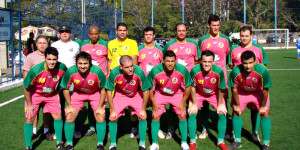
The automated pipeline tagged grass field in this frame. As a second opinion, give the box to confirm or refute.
[0,49,300,150]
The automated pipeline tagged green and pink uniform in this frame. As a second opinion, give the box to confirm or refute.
[80,39,108,75]
[164,38,200,72]
[138,43,163,76]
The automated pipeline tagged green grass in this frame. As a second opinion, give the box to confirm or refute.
[0,49,300,149]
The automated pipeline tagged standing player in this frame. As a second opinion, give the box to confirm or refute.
[228,26,269,142]
[74,34,82,45]
[22,36,54,140]
[106,55,150,150]
[148,51,192,150]
[252,34,257,44]
[228,51,272,150]
[23,47,67,150]
[197,15,232,139]
[80,26,108,137]
[188,50,229,150]
[60,52,107,150]
[296,34,300,59]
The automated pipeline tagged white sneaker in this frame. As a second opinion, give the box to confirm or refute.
[53,133,56,140]
[149,143,159,150]
[74,131,81,139]
[199,129,208,139]
[158,130,165,139]
[129,127,138,139]
[181,143,189,150]
[165,129,174,139]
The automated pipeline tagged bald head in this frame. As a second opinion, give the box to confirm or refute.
[119,55,133,66]
[89,25,99,33]
[88,25,100,44]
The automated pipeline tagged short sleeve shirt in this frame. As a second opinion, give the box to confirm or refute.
[51,40,80,68]
[108,38,139,70]
[147,63,192,96]
[22,51,45,71]
[138,43,163,76]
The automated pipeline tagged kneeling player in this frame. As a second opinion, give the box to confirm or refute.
[188,50,229,150]
[23,47,67,150]
[106,55,150,150]
[228,51,272,150]
[148,51,192,150]
[60,52,107,150]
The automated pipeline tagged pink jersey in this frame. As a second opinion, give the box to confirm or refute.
[229,42,269,66]
[80,39,108,75]
[164,38,200,72]
[138,43,163,76]
[22,51,45,71]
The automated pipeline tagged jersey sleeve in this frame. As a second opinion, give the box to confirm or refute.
[227,67,239,88]
[189,66,197,87]
[217,67,226,90]
[228,45,238,65]
[261,67,272,89]
[60,67,74,89]
[105,68,119,91]
[23,68,38,89]
[107,41,112,60]
[93,65,107,88]
[22,55,34,71]
[147,66,156,89]
[177,64,192,87]
[261,47,269,65]
[134,65,150,91]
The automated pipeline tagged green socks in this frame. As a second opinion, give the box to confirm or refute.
[188,114,197,142]
[179,119,188,143]
[64,122,75,146]
[138,120,147,146]
[109,121,118,147]
[24,123,33,148]
[96,121,106,145]
[151,120,160,144]
[232,115,242,142]
[261,117,271,145]
[217,114,227,144]
[54,119,63,144]
[251,109,260,134]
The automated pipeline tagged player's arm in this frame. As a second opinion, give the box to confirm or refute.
[23,71,28,79]
[139,90,149,121]
[107,90,117,121]
[132,55,138,65]
[107,59,112,75]
[259,88,269,115]
[96,88,106,117]
[217,89,227,115]
[231,87,241,115]
[177,86,191,117]
[23,86,34,118]
[188,86,198,115]
[63,89,76,116]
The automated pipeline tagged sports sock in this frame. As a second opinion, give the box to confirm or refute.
[109,121,118,147]
[151,120,160,144]
[88,104,96,130]
[200,102,209,131]
[96,121,106,145]
[217,114,227,144]
[24,123,33,148]
[188,114,197,142]
[54,119,63,144]
[44,128,49,134]
[64,122,75,146]
[261,117,271,145]
[33,127,37,134]
[251,109,260,134]
[232,115,242,142]
[138,120,147,146]
[179,119,188,143]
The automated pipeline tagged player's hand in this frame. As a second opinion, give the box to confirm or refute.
[217,104,227,115]
[65,105,75,117]
[139,110,147,121]
[109,111,117,122]
[95,107,106,118]
[176,103,187,118]
[25,104,35,119]
[233,105,242,115]
[259,106,267,115]
[152,103,161,118]
[188,103,198,116]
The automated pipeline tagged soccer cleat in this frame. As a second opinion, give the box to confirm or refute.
[218,142,229,150]
[65,145,74,150]
[109,146,117,150]
[224,132,234,141]
[74,131,81,139]
[251,133,261,143]
[32,133,38,140]
[45,132,53,141]
[97,144,104,150]
[84,128,96,137]
[229,141,242,150]
[158,130,165,139]
[181,143,189,150]
[165,129,174,139]
[129,127,138,139]
[25,146,32,150]
[139,145,147,150]
[149,143,159,150]
[53,133,57,140]
[261,144,270,150]
[199,129,208,139]
[56,142,65,150]
[189,142,197,150]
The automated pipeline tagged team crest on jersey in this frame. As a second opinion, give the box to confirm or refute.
[185,48,191,54]
[218,42,224,48]
[172,77,178,84]
[124,46,129,51]
[252,77,258,83]
[88,79,94,85]
[53,76,59,82]
[130,80,136,85]
[174,49,178,53]
[210,78,216,84]
[96,50,102,55]
[69,48,73,52]
[207,43,211,48]
[153,53,159,59]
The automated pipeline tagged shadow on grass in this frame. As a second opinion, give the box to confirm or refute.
[283,56,298,59]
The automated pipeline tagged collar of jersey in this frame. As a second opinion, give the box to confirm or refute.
[209,33,219,38]
[176,38,186,44]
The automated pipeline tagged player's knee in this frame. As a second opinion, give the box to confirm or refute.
[25,117,35,123]
[95,115,105,122]
[65,113,75,122]
[152,115,161,121]
[51,113,62,120]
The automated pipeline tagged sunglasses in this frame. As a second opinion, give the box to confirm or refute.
[59,30,71,33]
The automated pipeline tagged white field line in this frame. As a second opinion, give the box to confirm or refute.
[226,68,300,71]
[0,95,24,107]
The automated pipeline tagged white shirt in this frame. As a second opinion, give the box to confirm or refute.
[51,40,80,68]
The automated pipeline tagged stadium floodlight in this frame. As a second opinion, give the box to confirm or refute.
[252,29,293,49]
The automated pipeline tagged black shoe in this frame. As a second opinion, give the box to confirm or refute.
[97,144,104,150]
[139,146,147,150]
[44,132,53,141]
[32,133,38,140]
[65,144,74,150]
[262,144,270,150]
[25,146,32,150]
[84,128,96,137]
[56,142,65,150]
[109,146,116,150]
[229,141,242,150]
